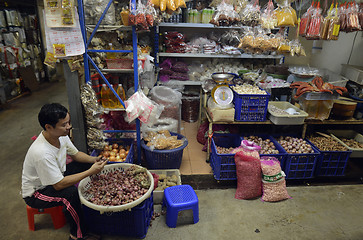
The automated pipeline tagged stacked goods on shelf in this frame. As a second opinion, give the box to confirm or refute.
[307,134,351,176]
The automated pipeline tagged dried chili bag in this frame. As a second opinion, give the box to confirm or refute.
[234,140,262,200]
[260,156,290,202]
[306,6,322,40]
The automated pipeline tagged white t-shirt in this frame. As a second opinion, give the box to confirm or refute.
[21,132,78,198]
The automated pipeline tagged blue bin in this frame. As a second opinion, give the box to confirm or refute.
[141,132,188,169]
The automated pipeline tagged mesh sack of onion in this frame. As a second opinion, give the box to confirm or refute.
[260,156,290,202]
[78,163,154,213]
[233,140,262,200]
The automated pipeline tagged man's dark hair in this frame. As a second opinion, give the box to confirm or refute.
[38,103,68,130]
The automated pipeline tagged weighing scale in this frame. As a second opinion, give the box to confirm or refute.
[211,73,234,106]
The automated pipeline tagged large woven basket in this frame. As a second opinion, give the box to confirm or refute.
[78,163,154,213]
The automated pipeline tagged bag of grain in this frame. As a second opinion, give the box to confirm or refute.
[260,156,290,202]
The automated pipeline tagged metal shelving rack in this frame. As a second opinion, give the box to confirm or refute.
[77,0,142,164]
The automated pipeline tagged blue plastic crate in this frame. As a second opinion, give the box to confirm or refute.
[232,89,270,122]
[141,132,188,169]
[83,193,153,238]
[210,133,242,180]
[242,135,287,171]
[90,138,134,164]
[273,136,320,179]
[306,140,352,177]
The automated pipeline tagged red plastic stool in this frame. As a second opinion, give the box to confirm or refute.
[26,205,66,231]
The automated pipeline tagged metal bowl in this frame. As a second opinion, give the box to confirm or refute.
[211,73,235,83]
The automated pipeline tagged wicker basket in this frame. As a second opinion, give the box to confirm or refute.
[78,163,154,213]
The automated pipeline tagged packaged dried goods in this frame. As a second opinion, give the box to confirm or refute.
[327,14,340,40]
[346,2,362,32]
[261,0,277,30]
[240,0,261,26]
[299,2,314,36]
[305,3,322,40]
[210,1,240,26]
[260,156,290,202]
[274,5,298,27]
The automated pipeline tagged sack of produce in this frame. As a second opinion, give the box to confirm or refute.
[234,140,262,200]
[260,156,290,202]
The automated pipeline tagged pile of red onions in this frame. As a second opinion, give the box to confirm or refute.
[85,166,151,206]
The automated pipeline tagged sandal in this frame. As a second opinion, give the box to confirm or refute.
[69,233,101,240]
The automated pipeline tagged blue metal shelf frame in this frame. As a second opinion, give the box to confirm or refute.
[77,0,142,164]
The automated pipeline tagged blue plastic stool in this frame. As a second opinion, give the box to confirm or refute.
[163,185,199,228]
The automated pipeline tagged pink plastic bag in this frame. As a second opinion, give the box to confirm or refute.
[234,141,262,200]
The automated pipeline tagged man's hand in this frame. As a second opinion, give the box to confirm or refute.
[89,160,108,175]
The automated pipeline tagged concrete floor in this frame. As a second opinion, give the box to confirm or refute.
[1,80,363,240]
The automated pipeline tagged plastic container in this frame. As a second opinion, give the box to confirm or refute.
[182,92,200,123]
[306,139,352,177]
[82,193,153,238]
[299,92,338,120]
[141,132,188,169]
[273,136,320,179]
[268,101,308,125]
[328,130,363,158]
[91,138,134,164]
[210,133,241,180]
[232,89,270,122]
[148,169,181,204]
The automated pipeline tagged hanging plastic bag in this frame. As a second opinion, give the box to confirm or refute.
[327,4,340,40]
[166,0,176,11]
[261,0,277,29]
[346,2,361,32]
[240,0,261,26]
[299,1,314,36]
[233,140,262,200]
[274,0,298,27]
[160,0,167,11]
[134,0,149,30]
[305,2,322,40]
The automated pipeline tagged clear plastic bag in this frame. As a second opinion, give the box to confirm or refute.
[274,5,297,27]
[125,89,165,126]
[305,3,322,40]
[210,0,239,26]
[261,0,277,29]
[346,2,362,32]
[240,0,261,26]
[299,2,314,36]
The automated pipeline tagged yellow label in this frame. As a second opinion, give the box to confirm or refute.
[333,24,340,36]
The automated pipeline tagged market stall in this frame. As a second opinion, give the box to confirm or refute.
[37,0,363,237]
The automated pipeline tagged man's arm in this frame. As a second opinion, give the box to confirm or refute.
[53,160,107,190]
